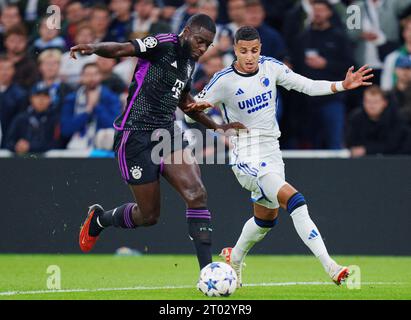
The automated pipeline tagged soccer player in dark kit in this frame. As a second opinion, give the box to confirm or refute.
[70,14,245,269]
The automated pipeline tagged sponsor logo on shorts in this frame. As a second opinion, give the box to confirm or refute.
[130,166,143,180]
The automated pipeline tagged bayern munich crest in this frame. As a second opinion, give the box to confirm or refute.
[130,166,143,180]
[144,37,158,48]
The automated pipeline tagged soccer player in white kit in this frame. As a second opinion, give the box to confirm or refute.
[185,26,374,286]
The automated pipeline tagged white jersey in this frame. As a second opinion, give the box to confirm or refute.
[195,56,337,164]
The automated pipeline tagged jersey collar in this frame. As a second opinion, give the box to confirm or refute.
[231,61,259,77]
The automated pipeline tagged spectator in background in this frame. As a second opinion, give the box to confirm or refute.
[31,16,67,55]
[4,24,39,89]
[283,0,346,60]
[347,0,411,84]
[222,0,245,37]
[187,53,227,161]
[61,63,121,150]
[197,0,225,62]
[243,0,286,60]
[36,49,73,113]
[159,0,180,24]
[0,4,23,53]
[217,0,246,66]
[90,4,115,43]
[17,0,50,31]
[171,0,199,33]
[347,85,409,157]
[60,24,97,86]
[0,56,28,148]
[260,0,296,32]
[192,53,225,94]
[389,56,411,126]
[108,0,133,43]
[381,16,411,91]
[4,85,61,154]
[63,1,88,49]
[129,0,171,39]
[294,0,353,149]
[113,55,138,86]
[49,0,70,13]
[96,56,127,95]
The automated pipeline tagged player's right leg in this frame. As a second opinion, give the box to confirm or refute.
[79,130,162,253]
[221,203,279,287]
[79,181,161,253]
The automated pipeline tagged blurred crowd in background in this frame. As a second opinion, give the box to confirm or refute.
[1,0,411,158]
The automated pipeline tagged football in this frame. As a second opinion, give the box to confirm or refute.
[197,262,238,297]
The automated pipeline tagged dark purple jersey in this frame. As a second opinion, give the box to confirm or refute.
[114,33,195,131]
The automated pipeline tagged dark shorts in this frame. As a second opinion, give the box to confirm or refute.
[113,129,189,185]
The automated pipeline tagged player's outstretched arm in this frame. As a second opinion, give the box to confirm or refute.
[279,64,374,96]
[334,65,374,92]
[70,42,135,59]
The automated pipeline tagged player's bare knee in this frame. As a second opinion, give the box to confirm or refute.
[139,208,160,226]
[141,214,159,226]
[254,204,278,221]
[184,185,207,207]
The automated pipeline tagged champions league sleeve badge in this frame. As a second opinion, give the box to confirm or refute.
[144,37,158,49]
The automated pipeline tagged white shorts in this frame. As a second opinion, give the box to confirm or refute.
[231,151,286,209]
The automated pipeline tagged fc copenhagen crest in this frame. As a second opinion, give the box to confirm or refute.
[143,37,158,48]
[260,77,270,87]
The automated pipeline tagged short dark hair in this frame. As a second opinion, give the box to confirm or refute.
[364,85,387,100]
[234,26,260,43]
[82,62,99,73]
[91,3,110,14]
[311,0,333,11]
[186,13,216,34]
[0,54,11,64]
[4,24,27,39]
[245,0,262,8]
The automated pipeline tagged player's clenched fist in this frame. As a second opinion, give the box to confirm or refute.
[70,44,96,59]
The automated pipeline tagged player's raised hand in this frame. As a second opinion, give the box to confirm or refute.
[186,101,214,112]
[342,65,374,90]
[70,44,96,59]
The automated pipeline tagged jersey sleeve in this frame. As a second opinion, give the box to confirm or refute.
[129,34,171,61]
[194,70,228,105]
[275,61,335,96]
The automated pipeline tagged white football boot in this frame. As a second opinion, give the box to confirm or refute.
[219,247,245,288]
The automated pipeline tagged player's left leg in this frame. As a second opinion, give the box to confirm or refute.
[162,147,212,270]
[231,204,278,263]
[222,204,279,287]
[260,176,349,285]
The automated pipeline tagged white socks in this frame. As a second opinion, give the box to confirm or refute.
[231,217,271,264]
[231,204,337,274]
[290,205,337,273]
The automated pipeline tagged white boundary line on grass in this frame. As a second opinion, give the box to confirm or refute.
[0,282,402,297]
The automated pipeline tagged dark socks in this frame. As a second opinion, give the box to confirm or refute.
[99,203,137,229]
[186,208,213,269]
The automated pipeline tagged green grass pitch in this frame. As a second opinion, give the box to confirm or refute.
[0,255,410,300]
